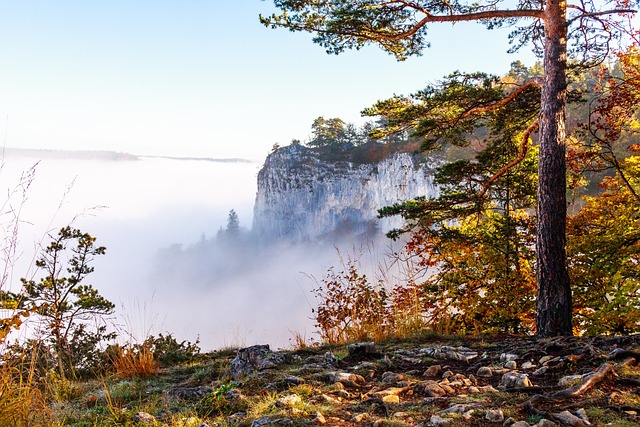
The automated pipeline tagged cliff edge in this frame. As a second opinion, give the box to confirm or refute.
[252,144,439,242]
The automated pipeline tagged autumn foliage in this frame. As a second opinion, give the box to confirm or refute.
[313,45,640,343]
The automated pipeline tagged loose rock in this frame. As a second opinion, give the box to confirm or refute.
[347,342,376,356]
[424,365,442,377]
[430,414,453,426]
[500,372,533,388]
[486,408,505,422]
[417,380,447,397]
[230,345,271,379]
[134,412,155,424]
[313,411,326,425]
[551,410,586,427]
[251,417,293,427]
[420,346,478,362]
[477,366,493,377]
[275,394,301,408]
[504,360,517,370]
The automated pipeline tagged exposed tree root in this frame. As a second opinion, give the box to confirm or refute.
[521,362,616,416]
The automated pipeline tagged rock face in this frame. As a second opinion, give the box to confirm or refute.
[252,145,439,242]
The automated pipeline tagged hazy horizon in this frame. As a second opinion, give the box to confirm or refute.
[1,151,405,350]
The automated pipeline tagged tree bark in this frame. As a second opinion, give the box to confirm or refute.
[536,0,573,337]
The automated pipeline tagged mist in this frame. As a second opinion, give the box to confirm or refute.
[1,152,403,351]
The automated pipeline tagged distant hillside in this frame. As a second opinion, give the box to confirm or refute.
[1,148,254,163]
[1,148,140,161]
[142,155,253,163]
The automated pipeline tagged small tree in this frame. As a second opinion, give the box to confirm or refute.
[17,227,114,378]
[226,209,240,235]
[308,116,347,148]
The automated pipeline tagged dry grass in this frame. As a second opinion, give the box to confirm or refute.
[0,356,51,427]
[108,344,158,379]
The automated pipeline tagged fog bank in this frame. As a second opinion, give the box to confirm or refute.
[1,152,402,350]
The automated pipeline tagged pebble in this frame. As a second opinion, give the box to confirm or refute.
[430,415,453,426]
[313,412,326,425]
[486,408,505,422]
[424,365,441,377]
[275,394,301,408]
[477,366,493,377]
[504,360,517,370]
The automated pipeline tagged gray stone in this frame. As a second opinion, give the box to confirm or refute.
[535,420,559,427]
[134,412,155,424]
[478,385,499,393]
[230,345,271,379]
[439,403,483,415]
[486,409,505,422]
[381,371,405,384]
[558,374,584,387]
[284,376,305,385]
[576,408,590,424]
[551,410,586,427]
[323,351,337,365]
[327,371,366,386]
[420,346,478,362]
[442,370,454,379]
[275,394,301,408]
[500,353,519,362]
[539,355,555,365]
[313,411,326,425]
[347,342,376,356]
[419,380,448,397]
[430,415,453,426]
[226,412,246,423]
[504,360,517,370]
[350,413,368,423]
[251,417,293,427]
[533,366,548,376]
[510,422,532,427]
[424,365,442,377]
[500,372,533,388]
[224,389,245,401]
[477,366,493,377]
[521,361,536,370]
[439,384,456,395]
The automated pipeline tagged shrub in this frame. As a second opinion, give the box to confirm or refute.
[107,344,158,379]
[312,258,390,344]
[143,333,201,366]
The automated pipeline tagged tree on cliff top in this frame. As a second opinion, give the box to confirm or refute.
[261,0,636,337]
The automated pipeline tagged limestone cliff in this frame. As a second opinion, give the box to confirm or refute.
[252,144,440,242]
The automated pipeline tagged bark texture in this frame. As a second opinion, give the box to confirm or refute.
[536,0,573,337]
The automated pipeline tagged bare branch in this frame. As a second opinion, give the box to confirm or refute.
[380,10,544,42]
[567,9,637,25]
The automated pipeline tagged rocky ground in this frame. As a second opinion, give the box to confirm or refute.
[62,334,640,426]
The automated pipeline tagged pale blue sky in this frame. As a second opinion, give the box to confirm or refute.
[0,0,537,160]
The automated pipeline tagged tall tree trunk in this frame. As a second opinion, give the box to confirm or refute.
[536,0,573,337]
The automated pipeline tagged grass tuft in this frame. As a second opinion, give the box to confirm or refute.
[109,344,159,379]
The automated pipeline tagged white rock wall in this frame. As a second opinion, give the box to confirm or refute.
[252,144,440,241]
